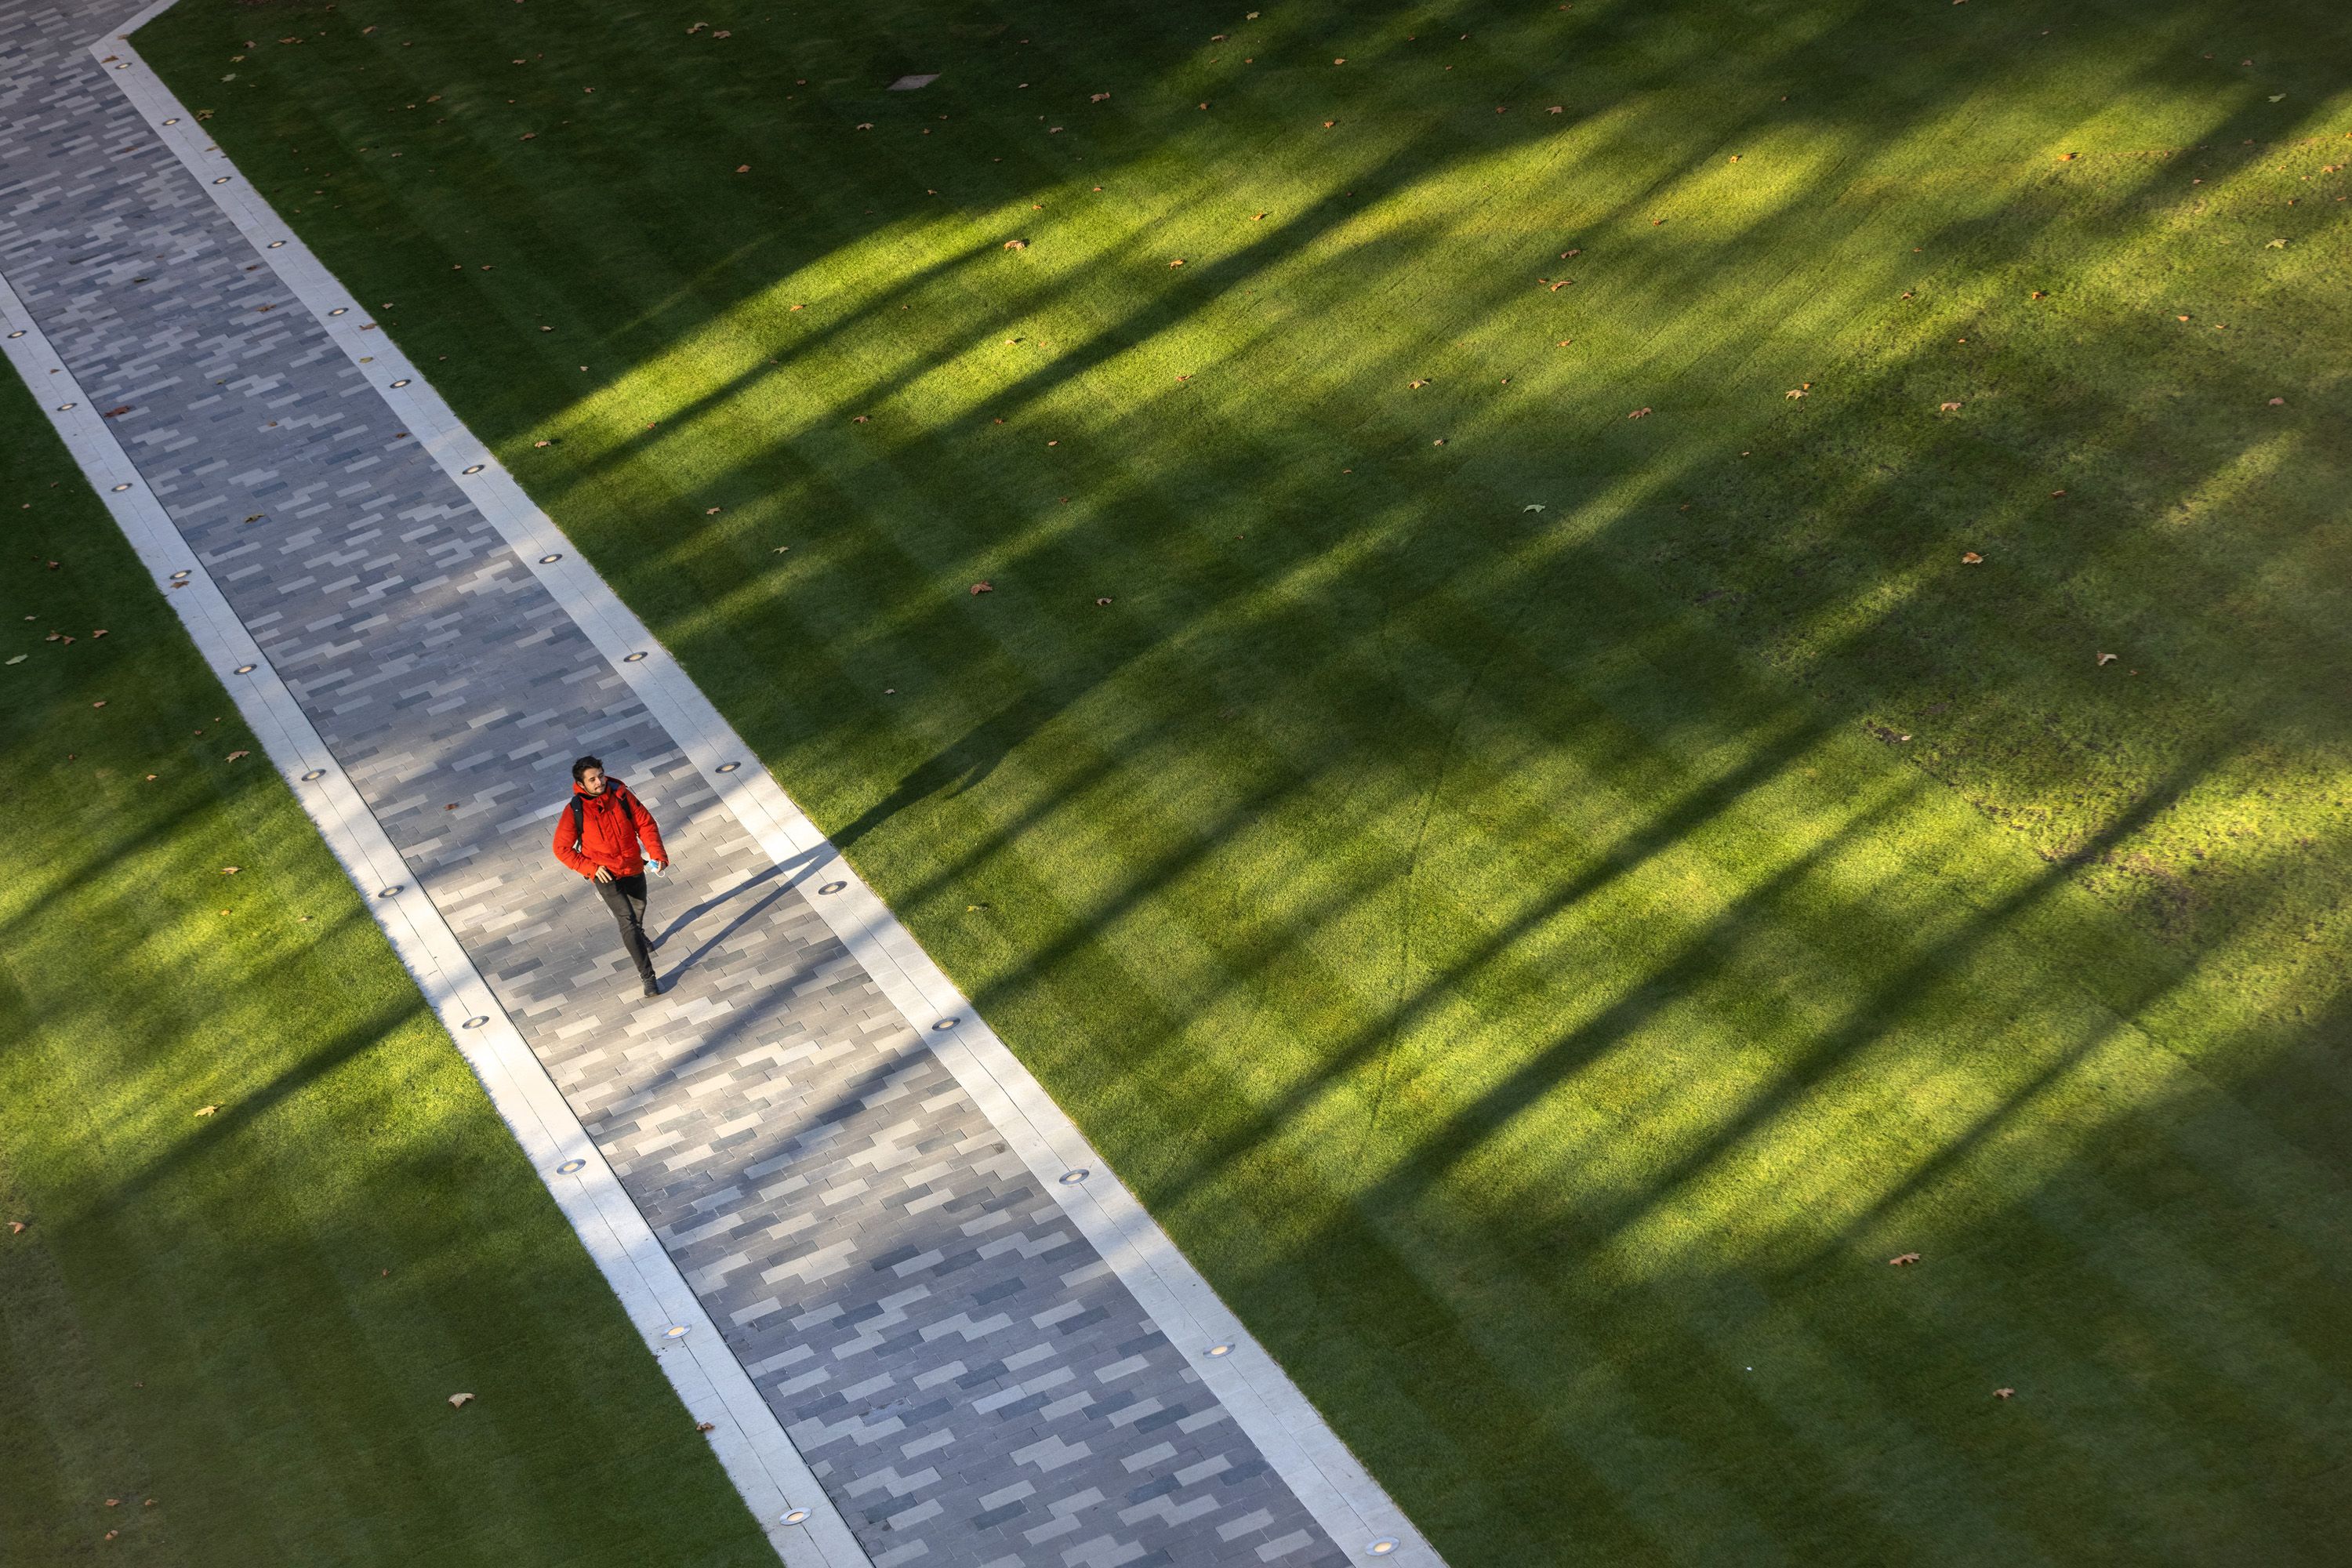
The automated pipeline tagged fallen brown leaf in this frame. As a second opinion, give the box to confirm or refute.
[448,1392,475,1408]
[696,1421,717,1432]
[194,1105,220,1117]
[2096,652,2118,666]
[7,1221,24,1235]
[1962,551,1984,564]
[225,750,249,762]
[970,582,993,595]
[1628,407,1652,419]
[1994,1387,2016,1399]
[1889,1252,1922,1266]
[1940,401,1962,412]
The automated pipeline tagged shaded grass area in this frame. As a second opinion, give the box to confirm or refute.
[131,0,2352,1560]
[0,372,768,1564]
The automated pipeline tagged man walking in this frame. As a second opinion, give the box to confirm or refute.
[552,754,672,996]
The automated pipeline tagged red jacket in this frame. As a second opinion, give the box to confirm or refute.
[552,779,669,878]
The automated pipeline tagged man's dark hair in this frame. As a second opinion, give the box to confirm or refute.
[571,754,604,783]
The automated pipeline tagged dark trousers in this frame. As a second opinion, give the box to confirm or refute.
[594,871,656,983]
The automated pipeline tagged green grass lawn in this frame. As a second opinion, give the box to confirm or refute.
[127,0,2352,1560]
[0,372,770,1563]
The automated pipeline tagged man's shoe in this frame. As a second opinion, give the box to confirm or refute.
[641,978,662,997]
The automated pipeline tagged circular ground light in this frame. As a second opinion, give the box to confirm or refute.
[169,570,191,579]
[818,881,846,895]
[267,240,286,249]
[6,330,24,339]
[556,1158,586,1174]
[1368,1541,1399,1558]
[376,886,401,898]
[1059,1168,1090,1185]
[662,1324,691,1340]
[112,483,131,492]
[234,663,256,674]
[539,554,561,564]
[781,1509,811,1526]
[623,652,648,662]
[462,463,484,474]
[390,379,410,388]
[328,307,347,317]
[162,117,179,125]
[462,1016,489,1029]
[57,402,75,412]
[716,760,739,773]
[1206,1343,1232,1357]
[931,1018,959,1031]
[301,769,325,781]
[212,176,230,185]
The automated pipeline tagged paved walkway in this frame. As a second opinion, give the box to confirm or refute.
[0,3,1427,1565]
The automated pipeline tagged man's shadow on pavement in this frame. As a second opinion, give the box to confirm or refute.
[647,845,840,988]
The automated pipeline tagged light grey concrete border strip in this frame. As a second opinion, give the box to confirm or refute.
[0,274,867,1568]
[94,16,1443,1564]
